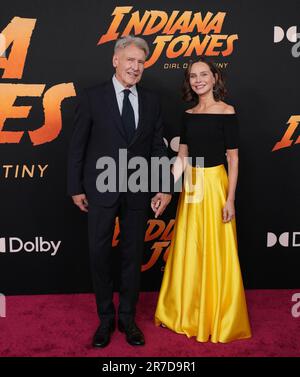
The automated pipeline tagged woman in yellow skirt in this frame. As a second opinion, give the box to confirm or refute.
[154,58,252,343]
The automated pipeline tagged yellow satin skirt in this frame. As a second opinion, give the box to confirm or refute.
[155,164,251,343]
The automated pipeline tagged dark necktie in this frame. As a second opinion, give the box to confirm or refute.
[121,89,136,143]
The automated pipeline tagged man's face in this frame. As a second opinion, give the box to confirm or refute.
[113,44,146,88]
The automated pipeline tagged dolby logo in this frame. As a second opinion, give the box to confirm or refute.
[274,26,298,43]
[273,26,300,58]
[267,232,300,247]
[0,237,61,256]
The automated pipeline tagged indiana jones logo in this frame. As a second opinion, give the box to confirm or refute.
[272,115,300,151]
[113,218,174,271]
[98,6,239,68]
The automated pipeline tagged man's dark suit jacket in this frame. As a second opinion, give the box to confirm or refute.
[67,80,171,209]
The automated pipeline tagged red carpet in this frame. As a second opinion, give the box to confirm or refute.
[0,290,300,357]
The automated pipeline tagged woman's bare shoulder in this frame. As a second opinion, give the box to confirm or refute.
[221,102,236,114]
[185,108,195,114]
[184,103,235,114]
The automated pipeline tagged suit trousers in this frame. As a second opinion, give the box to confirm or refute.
[88,193,148,326]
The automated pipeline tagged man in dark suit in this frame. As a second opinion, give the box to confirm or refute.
[68,36,172,347]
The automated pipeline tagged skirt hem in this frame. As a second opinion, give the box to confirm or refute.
[154,319,252,344]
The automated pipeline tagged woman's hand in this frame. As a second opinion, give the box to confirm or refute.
[222,199,235,223]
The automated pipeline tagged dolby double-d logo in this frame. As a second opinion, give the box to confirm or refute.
[273,26,300,58]
[274,26,298,43]
[267,232,300,247]
[0,237,60,256]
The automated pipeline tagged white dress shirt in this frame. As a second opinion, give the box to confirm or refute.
[112,75,139,128]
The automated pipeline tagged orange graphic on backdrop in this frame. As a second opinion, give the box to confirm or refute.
[272,115,300,151]
[98,6,238,67]
[0,17,36,79]
[0,17,76,145]
[112,218,175,271]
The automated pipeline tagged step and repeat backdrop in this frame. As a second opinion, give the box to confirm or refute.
[0,0,299,294]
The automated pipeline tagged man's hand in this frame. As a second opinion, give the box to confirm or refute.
[151,193,172,218]
[72,193,88,212]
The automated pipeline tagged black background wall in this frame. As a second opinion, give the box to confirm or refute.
[0,0,299,294]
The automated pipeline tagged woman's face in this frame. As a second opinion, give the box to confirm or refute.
[189,62,216,97]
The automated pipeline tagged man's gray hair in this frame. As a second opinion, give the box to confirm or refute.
[114,35,149,58]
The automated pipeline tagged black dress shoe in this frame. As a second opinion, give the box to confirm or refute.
[118,320,145,346]
[92,321,115,348]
